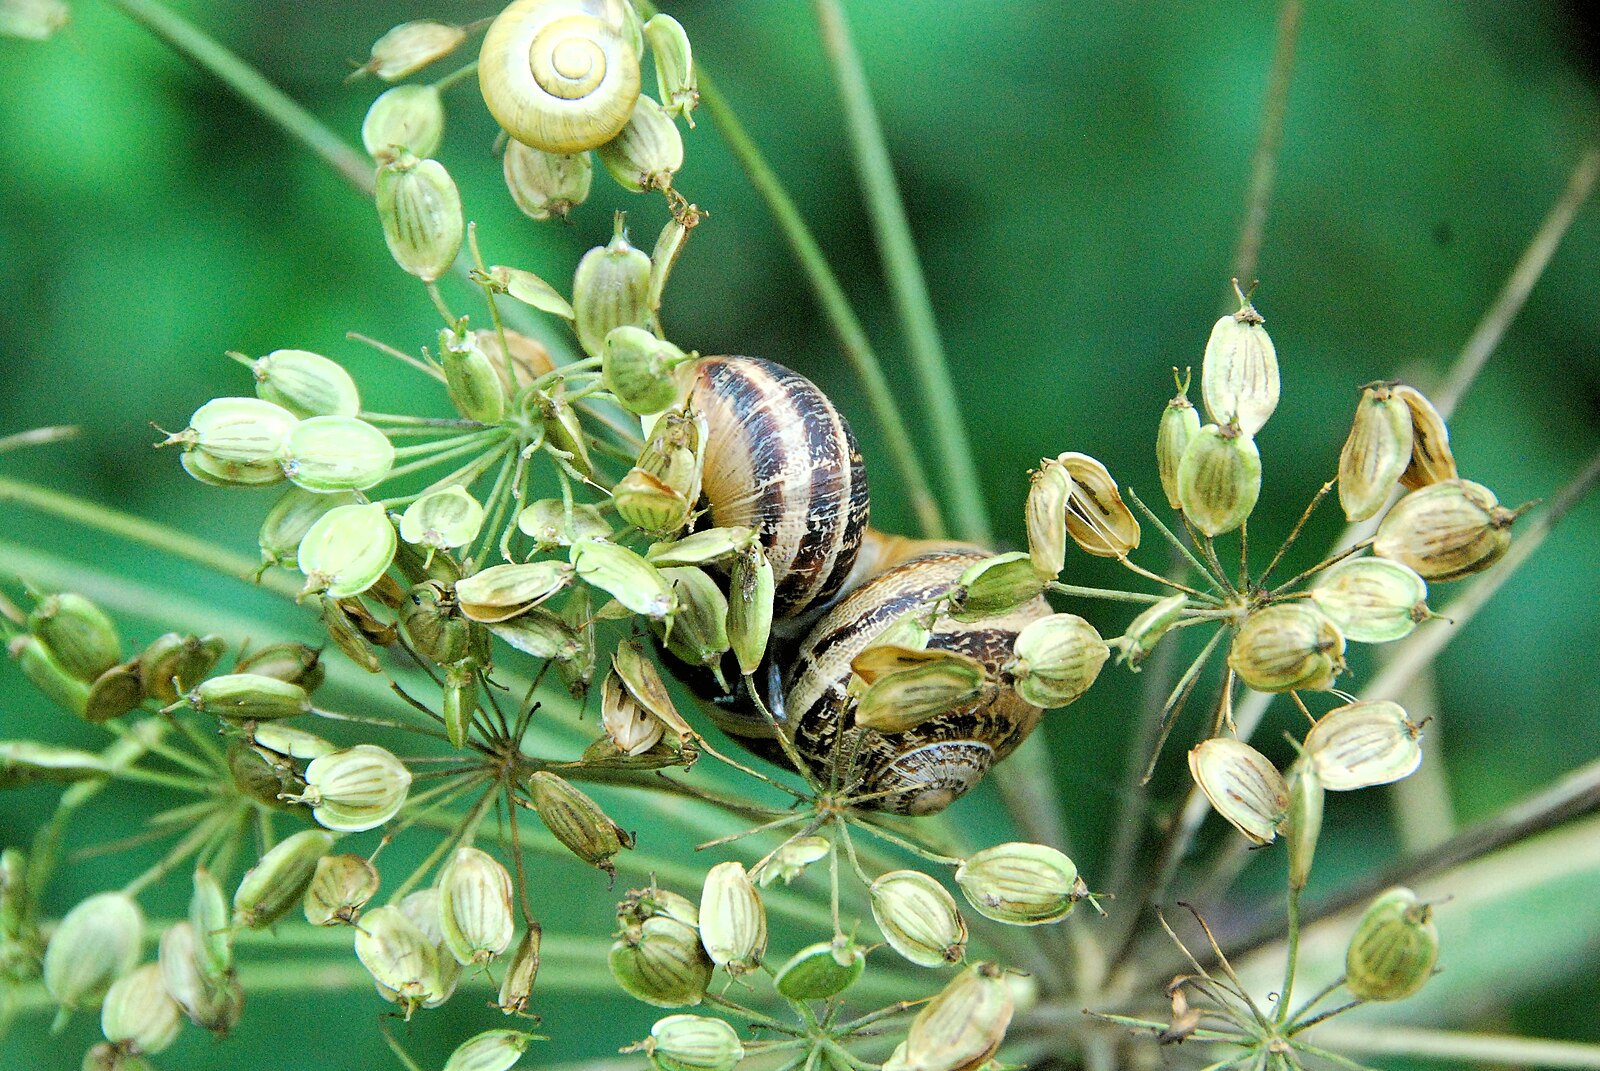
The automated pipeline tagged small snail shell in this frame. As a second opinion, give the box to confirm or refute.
[479,0,642,154]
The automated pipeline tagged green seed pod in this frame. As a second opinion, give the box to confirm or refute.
[610,914,712,1008]
[698,861,766,977]
[504,139,593,221]
[774,938,864,1000]
[571,539,676,619]
[1393,385,1457,490]
[138,632,226,704]
[1373,479,1515,582]
[28,592,120,682]
[491,609,582,662]
[247,348,361,419]
[318,595,382,672]
[398,888,461,1007]
[1177,422,1261,537]
[439,328,509,424]
[604,326,686,415]
[84,660,144,724]
[1304,700,1423,791]
[599,94,683,192]
[158,921,243,1036]
[518,499,612,549]
[1228,603,1346,693]
[288,743,412,832]
[440,846,516,966]
[180,446,286,488]
[283,415,394,492]
[854,650,989,733]
[1119,592,1189,670]
[951,552,1046,621]
[0,847,36,951]
[101,962,182,1055]
[456,561,574,622]
[1024,459,1072,579]
[303,853,380,927]
[647,1015,745,1071]
[647,527,756,568]
[727,545,775,678]
[9,633,90,716]
[488,264,577,320]
[1200,299,1279,437]
[376,153,464,282]
[615,467,692,534]
[648,217,689,319]
[496,924,542,1015]
[168,396,298,465]
[1311,557,1429,643]
[0,0,69,40]
[43,892,143,1010]
[188,866,233,978]
[401,486,485,552]
[538,389,595,478]
[186,672,310,723]
[756,836,830,887]
[0,740,108,787]
[602,669,666,756]
[252,722,337,760]
[955,843,1082,926]
[296,502,397,599]
[1338,384,1415,522]
[1157,373,1202,510]
[869,870,968,968]
[362,84,445,161]
[234,641,326,692]
[360,19,468,80]
[1282,763,1323,892]
[1187,738,1289,845]
[526,771,634,875]
[1056,452,1140,557]
[259,487,359,570]
[651,567,730,684]
[226,740,304,810]
[573,214,653,356]
[443,662,478,748]
[645,13,697,120]
[1007,612,1108,709]
[1344,887,1438,1001]
[353,904,444,1017]
[444,1028,538,1071]
[232,829,336,928]
[895,962,1015,1071]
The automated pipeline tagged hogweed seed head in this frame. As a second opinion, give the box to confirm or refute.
[955,843,1084,926]
[1188,738,1289,845]
[870,870,968,967]
[1338,383,1414,521]
[526,771,634,875]
[1228,603,1345,693]
[1177,422,1261,537]
[358,20,468,81]
[400,486,485,552]
[283,415,394,492]
[296,502,398,599]
[1374,478,1516,581]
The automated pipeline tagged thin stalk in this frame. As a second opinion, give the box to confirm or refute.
[1128,486,1226,594]
[1275,885,1300,1024]
[1291,1026,1600,1070]
[812,0,988,544]
[1230,0,1305,286]
[1048,581,1205,607]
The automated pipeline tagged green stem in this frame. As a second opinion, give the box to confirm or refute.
[1276,885,1300,1024]
[811,0,987,544]
[431,59,480,94]
[1048,582,1203,607]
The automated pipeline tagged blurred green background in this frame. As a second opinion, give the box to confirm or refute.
[2,0,1599,1068]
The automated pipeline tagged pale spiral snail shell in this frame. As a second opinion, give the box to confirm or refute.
[479,0,642,154]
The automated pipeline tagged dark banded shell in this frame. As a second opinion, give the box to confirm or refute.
[783,551,1050,815]
[691,357,870,621]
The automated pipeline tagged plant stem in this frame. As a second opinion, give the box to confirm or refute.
[811,0,988,545]
[1294,1025,1600,1070]
[1230,0,1305,287]
[1275,885,1300,1024]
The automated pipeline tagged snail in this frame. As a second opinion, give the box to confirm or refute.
[479,0,642,154]
[667,356,1052,816]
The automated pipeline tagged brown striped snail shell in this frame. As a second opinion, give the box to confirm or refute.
[479,0,642,155]
[672,356,1051,816]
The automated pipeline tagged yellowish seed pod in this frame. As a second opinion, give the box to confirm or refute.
[644,13,697,121]
[573,215,653,356]
[398,888,461,1008]
[1373,479,1515,581]
[443,1028,538,1071]
[504,139,593,221]
[614,468,692,534]
[439,846,516,966]
[1304,700,1423,791]
[1007,612,1108,709]
[870,870,968,967]
[290,744,412,832]
[854,650,990,733]
[169,396,297,467]
[952,552,1046,621]
[1344,887,1438,1001]
[598,94,684,192]
[400,486,485,553]
[526,770,634,875]
[283,416,395,493]
[360,19,468,81]
[609,914,712,1008]
[259,487,358,571]
[698,861,766,977]
[894,962,1015,1071]
[303,853,380,926]
[1228,603,1345,693]
[43,892,143,1011]
[487,265,575,321]
[1310,557,1429,643]
[362,84,445,162]
[1200,298,1279,436]
[646,1014,745,1071]
[1055,451,1140,557]
[1187,737,1289,845]
[955,842,1082,926]
[496,924,542,1015]
[1120,592,1189,669]
[375,154,463,282]
[456,561,574,623]
[1157,372,1202,510]
[651,567,731,684]
[1338,384,1414,521]
[186,672,311,722]
[158,921,243,1036]
[1024,458,1073,579]
[1393,384,1457,490]
[602,668,666,756]
[756,835,831,887]
[571,539,676,620]
[1177,422,1261,537]
[353,904,445,1017]
[101,962,182,1055]
[438,328,509,425]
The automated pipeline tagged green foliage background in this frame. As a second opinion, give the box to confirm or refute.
[2,1,1598,1068]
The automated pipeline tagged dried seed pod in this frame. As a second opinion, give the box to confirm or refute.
[1311,557,1429,643]
[43,892,142,1010]
[602,668,666,756]
[504,139,593,221]
[614,467,692,534]
[1200,298,1278,436]
[353,904,445,1017]
[646,1015,745,1071]
[518,499,612,548]
[28,592,120,683]
[1007,612,1108,708]
[83,661,144,724]
[252,722,336,760]
[362,84,445,161]
[1304,700,1423,791]
[259,487,359,570]
[496,924,542,1015]
[1373,479,1515,581]
[573,215,653,356]
[1393,385,1457,490]
[283,415,395,492]
[698,861,766,976]
[1025,458,1073,578]
[598,94,684,192]
[1187,738,1289,845]
[456,561,574,623]
[1177,423,1261,537]
[1345,887,1438,1001]
[158,921,243,1036]
[303,853,380,926]
[1228,603,1345,693]
[952,552,1047,621]
[1120,593,1189,669]
[645,13,697,120]
[1338,384,1414,521]
[399,581,474,665]
[488,264,576,320]
[232,829,336,928]
[477,327,558,393]
[870,870,968,967]
[288,744,412,832]
[570,539,675,619]
[604,326,686,415]
[955,843,1083,926]
[375,153,463,282]
[855,649,990,733]
[247,348,361,419]
[1282,763,1324,892]
[894,962,1015,1071]
[234,641,326,692]
[439,328,509,424]
[400,486,485,552]
[138,632,226,703]
[610,914,713,1008]
[186,673,311,723]
[439,847,516,966]
[1157,372,1202,510]
[773,939,865,1001]
[1055,452,1139,557]
[360,19,468,81]
[226,739,304,810]
[443,1028,538,1071]
[101,962,182,1055]
[526,771,634,875]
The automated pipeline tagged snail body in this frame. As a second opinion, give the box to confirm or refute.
[669,357,1050,816]
[480,0,641,154]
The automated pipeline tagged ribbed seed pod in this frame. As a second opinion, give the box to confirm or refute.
[439,328,509,425]
[651,567,731,685]
[283,416,395,493]
[952,552,1046,621]
[439,847,516,966]
[375,154,463,282]
[504,139,593,221]
[1025,458,1072,578]
[28,593,120,682]
[496,924,542,1015]
[1157,374,1202,510]
[645,13,697,119]
[519,499,611,548]
[247,348,361,419]
[610,914,713,1008]
[1007,612,1108,709]
[892,962,1015,1071]
[1120,593,1189,669]
[456,561,573,623]
[158,921,243,1036]
[1373,479,1515,581]
[169,396,298,466]
[756,835,830,886]
[526,771,634,875]
[1228,604,1345,693]
[180,447,285,488]
[399,888,461,1007]
[101,962,182,1055]
[186,673,310,722]
[353,904,444,1017]
[290,744,412,832]
[233,829,336,928]
[1394,385,1457,490]
[361,19,467,80]
[303,853,380,926]
[444,1029,538,1071]
[1338,384,1414,521]
[698,861,766,977]
[1177,423,1261,537]
[870,870,968,967]
[646,1015,745,1071]
[234,641,325,692]
[1188,738,1289,845]
[188,866,233,978]
[1201,299,1279,436]
[1345,887,1438,1001]
[362,84,444,162]
[1284,763,1323,891]
[573,215,653,356]
[1054,452,1140,557]
[1304,700,1423,790]
[9,634,90,716]
[603,326,685,415]
[42,892,142,1010]
[598,94,683,192]
[1310,557,1429,643]
[138,633,226,704]
[259,487,359,570]
[571,539,676,619]
[955,842,1083,926]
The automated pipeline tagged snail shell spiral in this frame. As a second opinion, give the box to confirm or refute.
[479,0,642,154]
